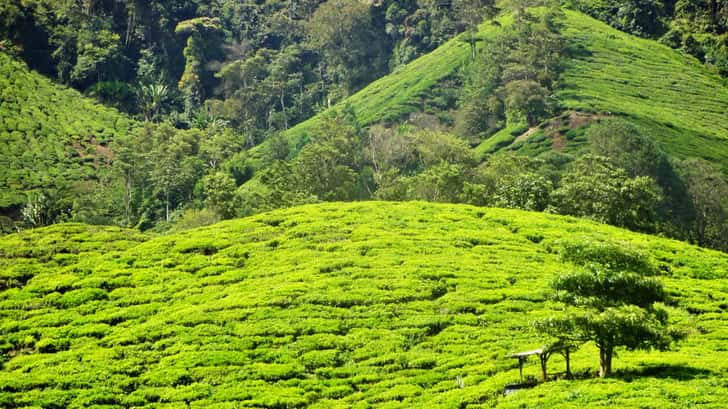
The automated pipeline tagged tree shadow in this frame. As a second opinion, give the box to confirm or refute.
[615,364,714,381]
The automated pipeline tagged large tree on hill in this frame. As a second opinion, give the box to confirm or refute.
[176,17,223,114]
[307,0,387,99]
[535,242,685,377]
[676,158,728,251]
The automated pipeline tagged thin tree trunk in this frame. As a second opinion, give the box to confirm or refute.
[125,175,132,226]
[565,349,572,379]
[599,346,612,377]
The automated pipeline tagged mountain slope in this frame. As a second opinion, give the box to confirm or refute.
[247,17,504,165]
[556,10,728,168]
[0,52,134,211]
[2,202,727,408]
[261,9,727,171]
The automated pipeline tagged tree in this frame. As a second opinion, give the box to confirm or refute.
[138,83,169,121]
[676,158,728,251]
[176,17,223,114]
[202,171,238,219]
[502,79,550,126]
[588,120,668,178]
[535,242,685,377]
[366,125,415,190]
[453,0,498,59]
[147,125,203,223]
[551,155,663,232]
[407,162,468,202]
[464,154,552,210]
[307,0,387,96]
[294,143,359,202]
[71,24,124,87]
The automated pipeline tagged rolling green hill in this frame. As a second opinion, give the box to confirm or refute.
[556,10,728,168]
[2,202,727,408]
[265,10,727,171]
[0,52,134,211]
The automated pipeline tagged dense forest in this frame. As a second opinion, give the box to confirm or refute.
[0,0,726,251]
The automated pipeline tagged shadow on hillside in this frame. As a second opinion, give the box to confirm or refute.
[615,364,713,381]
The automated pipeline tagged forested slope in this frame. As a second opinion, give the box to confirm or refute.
[275,10,728,168]
[0,53,133,213]
[1,202,727,408]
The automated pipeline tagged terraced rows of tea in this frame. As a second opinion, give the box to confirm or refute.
[557,11,728,168]
[2,202,728,408]
[0,53,133,209]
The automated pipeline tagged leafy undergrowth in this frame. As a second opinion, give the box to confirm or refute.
[556,10,728,169]
[1,202,727,408]
[0,52,133,209]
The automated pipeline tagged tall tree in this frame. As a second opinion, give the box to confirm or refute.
[453,0,498,59]
[176,17,223,114]
[676,158,728,250]
[551,155,663,232]
[307,0,387,98]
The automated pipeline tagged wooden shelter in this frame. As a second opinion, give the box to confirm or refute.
[510,344,573,382]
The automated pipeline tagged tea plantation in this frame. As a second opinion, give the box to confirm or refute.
[0,52,133,209]
[1,202,727,408]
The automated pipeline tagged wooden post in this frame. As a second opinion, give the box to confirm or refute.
[519,356,525,382]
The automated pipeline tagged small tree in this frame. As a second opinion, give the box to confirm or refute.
[535,242,685,377]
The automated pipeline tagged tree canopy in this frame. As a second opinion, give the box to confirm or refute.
[535,242,685,377]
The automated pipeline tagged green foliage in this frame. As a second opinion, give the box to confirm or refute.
[559,240,657,275]
[550,155,663,232]
[307,0,387,94]
[202,172,238,218]
[177,19,223,114]
[675,158,728,251]
[572,0,666,37]
[458,7,565,135]
[553,269,664,308]
[537,240,685,377]
[1,203,727,407]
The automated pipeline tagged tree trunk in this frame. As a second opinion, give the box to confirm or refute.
[564,349,572,379]
[124,175,132,226]
[599,346,613,377]
[539,353,548,381]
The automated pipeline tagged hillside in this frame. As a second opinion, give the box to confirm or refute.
[267,10,728,171]
[2,202,727,408]
[246,19,483,165]
[0,52,133,212]
[556,10,728,168]
[276,26,475,147]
